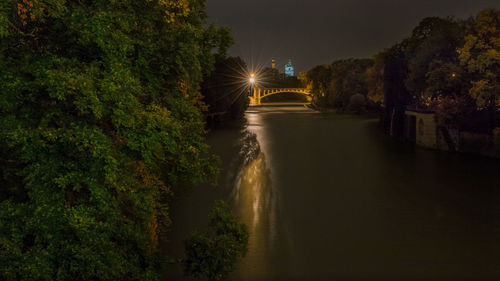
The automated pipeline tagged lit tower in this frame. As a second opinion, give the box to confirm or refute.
[285,59,294,77]
[272,58,276,69]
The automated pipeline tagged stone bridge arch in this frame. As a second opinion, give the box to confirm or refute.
[249,88,312,105]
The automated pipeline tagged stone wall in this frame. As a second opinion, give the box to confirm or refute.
[437,127,459,152]
[404,110,500,158]
[405,111,437,149]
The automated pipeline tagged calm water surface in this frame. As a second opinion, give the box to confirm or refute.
[166,106,500,281]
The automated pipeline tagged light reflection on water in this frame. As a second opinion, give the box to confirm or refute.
[229,106,318,280]
[229,114,278,280]
[167,106,500,281]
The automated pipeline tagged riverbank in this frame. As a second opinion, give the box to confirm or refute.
[397,108,500,159]
[309,103,500,159]
[308,103,380,115]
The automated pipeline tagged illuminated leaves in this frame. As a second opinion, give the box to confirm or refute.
[458,8,500,108]
[469,79,495,109]
[156,0,191,23]
[17,0,44,26]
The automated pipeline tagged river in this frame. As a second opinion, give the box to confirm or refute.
[166,106,500,281]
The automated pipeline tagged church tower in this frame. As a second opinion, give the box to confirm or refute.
[271,58,276,69]
[285,59,294,77]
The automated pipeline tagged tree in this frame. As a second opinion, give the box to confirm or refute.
[366,53,385,105]
[329,59,372,109]
[184,200,248,281]
[0,0,227,280]
[348,94,366,114]
[307,64,332,106]
[404,17,466,99]
[381,43,411,136]
[306,59,372,110]
[201,56,249,121]
[458,8,500,109]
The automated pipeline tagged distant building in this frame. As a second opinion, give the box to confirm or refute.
[272,58,276,69]
[285,59,294,77]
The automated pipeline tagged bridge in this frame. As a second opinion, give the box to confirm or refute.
[249,88,312,106]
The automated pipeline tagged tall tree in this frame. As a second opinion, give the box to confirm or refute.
[458,8,500,110]
[0,0,228,280]
[382,43,411,136]
[201,56,249,120]
[184,201,248,281]
[306,59,372,110]
[404,17,466,98]
[366,53,386,105]
[307,64,332,107]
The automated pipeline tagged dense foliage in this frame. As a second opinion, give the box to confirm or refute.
[379,10,499,135]
[201,56,249,121]
[184,200,248,281]
[0,0,232,280]
[305,9,499,131]
[459,9,500,110]
[307,58,373,110]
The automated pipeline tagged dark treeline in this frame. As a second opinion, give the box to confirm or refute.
[0,1,247,281]
[307,58,375,112]
[201,56,250,125]
[305,9,499,135]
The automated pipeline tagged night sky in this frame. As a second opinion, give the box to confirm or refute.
[207,0,500,73]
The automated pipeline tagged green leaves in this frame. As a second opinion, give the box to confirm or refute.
[458,9,500,109]
[0,1,9,38]
[0,0,231,280]
[184,201,248,281]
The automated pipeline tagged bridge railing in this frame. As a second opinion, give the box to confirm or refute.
[250,88,312,105]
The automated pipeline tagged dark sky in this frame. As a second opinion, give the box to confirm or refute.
[207,0,500,73]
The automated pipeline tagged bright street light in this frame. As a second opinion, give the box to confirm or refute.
[249,73,255,84]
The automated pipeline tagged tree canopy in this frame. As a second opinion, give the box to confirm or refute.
[459,8,500,109]
[184,200,248,281]
[0,0,231,280]
[305,58,373,111]
[201,56,249,120]
[306,9,499,134]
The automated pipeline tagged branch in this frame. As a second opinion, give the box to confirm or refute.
[0,158,19,164]
[8,20,35,37]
